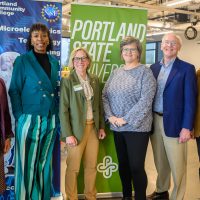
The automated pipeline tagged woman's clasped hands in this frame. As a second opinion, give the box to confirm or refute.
[108,116,126,127]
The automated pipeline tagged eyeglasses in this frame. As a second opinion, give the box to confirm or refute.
[163,40,177,47]
[122,48,137,53]
[73,56,88,62]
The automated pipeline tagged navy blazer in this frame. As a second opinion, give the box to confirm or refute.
[9,50,59,120]
[151,58,197,137]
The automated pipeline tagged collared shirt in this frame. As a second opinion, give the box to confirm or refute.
[77,73,94,120]
[153,58,175,113]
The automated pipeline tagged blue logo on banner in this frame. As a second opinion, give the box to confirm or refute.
[42,4,60,23]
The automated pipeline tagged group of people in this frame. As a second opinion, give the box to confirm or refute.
[0,22,199,200]
[102,33,199,200]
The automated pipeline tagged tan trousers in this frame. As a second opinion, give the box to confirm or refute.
[65,120,99,200]
[150,114,187,200]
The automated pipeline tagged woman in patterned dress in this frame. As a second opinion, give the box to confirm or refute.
[0,78,13,194]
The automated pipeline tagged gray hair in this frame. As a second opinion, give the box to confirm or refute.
[162,33,182,47]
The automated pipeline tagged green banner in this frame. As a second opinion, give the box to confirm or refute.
[70,3,147,196]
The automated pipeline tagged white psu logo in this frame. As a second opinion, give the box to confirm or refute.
[97,156,118,178]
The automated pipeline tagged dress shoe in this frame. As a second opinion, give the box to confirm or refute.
[122,197,132,200]
[147,191,169,200]
[199,168,200,180]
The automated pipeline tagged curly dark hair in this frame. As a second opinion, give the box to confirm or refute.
[26,23,53,51]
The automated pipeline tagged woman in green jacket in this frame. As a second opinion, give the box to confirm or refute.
[9,23,59,200]
[60,47,106,200]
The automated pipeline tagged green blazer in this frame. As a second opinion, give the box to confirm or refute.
[59,70,105,142]
[9,50,59,120]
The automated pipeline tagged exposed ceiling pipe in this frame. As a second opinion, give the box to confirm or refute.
[110,0,200,17]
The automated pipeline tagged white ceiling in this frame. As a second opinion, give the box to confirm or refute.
[60,0,200,38]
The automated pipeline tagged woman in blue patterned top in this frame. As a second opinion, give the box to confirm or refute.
[102,36,156,200]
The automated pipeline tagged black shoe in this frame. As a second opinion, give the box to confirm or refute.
[147,191,169,200]
[122,197,132,200]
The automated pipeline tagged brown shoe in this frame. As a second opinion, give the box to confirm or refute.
[147,191,169,200]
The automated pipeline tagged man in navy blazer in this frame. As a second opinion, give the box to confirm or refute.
[147,33,197,200]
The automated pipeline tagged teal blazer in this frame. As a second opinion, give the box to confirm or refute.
[9,50,59,120]
[59,70,105,142]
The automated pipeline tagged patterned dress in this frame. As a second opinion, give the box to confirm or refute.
[0,154,6,194]
[0,78,13,194]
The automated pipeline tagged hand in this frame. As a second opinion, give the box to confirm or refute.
[98,129,106,140]
[179,128,191,143]
[108,116,118,127]
[66,136,78,147]
[190,129,195,139]
[4,138,11,154]
[108,116,126,127]
[115,118,126,127]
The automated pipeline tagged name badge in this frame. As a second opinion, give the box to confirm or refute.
[73,84,83,91]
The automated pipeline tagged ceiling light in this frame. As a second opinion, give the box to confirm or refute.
[147,30,173,37]
[165,0,192,7]
[148,20,172,28]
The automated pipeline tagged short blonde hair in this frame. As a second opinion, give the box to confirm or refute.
[68,47,92,69]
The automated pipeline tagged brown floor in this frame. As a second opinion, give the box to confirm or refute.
[58,140,200,200]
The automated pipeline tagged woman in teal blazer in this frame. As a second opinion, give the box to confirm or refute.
[9,23,59,200]
[60,47,106,200]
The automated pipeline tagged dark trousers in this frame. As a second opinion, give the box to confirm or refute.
[196,137,200,161]
[113,131,149,200]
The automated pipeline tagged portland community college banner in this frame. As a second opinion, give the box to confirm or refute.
[70,3,147,196]
[0,0,62,199]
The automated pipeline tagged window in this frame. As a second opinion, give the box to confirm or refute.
[146,41,162,64]
[61,37,70,68]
